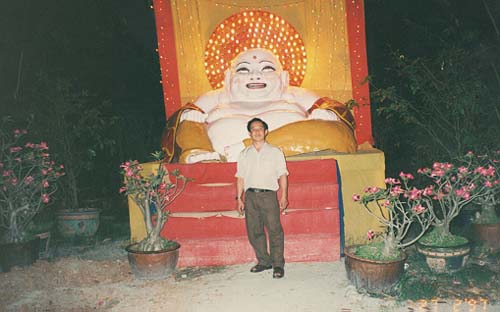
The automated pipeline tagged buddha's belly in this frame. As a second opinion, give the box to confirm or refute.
[207,109,307,154]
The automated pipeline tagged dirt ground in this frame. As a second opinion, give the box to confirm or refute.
[1,239,499,312]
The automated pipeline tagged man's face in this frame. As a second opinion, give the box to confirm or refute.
[248,121,267,143]
[225,49,288,102]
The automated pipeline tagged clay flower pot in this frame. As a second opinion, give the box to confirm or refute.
[126,242,180,280]
[344,245,407,294]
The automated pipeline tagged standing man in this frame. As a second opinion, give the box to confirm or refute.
[235,117,288,279]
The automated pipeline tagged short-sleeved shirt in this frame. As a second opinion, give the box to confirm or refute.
[235,142,289,191]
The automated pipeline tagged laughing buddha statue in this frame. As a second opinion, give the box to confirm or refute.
[161,48,357,163]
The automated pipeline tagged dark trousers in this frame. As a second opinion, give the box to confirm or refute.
[244,190,285,268]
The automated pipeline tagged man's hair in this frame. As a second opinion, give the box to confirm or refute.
[246,118,269,132]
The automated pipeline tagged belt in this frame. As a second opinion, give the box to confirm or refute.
[246,188,273,193]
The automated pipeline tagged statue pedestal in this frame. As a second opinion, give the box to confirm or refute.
[128,149,385,267]
[129,159,341,266]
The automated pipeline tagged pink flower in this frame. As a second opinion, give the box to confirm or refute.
[423,186,434,196]
[384,177,401,185]
[41,194,50,203]
[42,180,49,188]
[485,180,493,188]
[390,185,404,196]
[412,204,426,214]
[119,187,127,193]
[458,166,468,174]
[2,170,11,177]
[10,178,18,185]
[25,142,35,148]
[24,176,34,185]
[352,194,361,202]
[41,169,48,175]
[367,230,375,240]
[363,186,380,194]
[37,142,49,150]
[9,146,22,153]
[399,172,414,180]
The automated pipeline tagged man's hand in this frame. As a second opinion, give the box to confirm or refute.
[279,196,288,213]
[180,110,208,123]
[237,198,244,216]
[308,109,339,121]
[186,152,221,164]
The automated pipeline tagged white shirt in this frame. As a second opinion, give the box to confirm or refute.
[235,142,288,191]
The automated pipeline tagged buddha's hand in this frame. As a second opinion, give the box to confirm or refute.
[224,142,246,162]
[185,151,221,164]
[180,109,208,123]
[308,109,339,121]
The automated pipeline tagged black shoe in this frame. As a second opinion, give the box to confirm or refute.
[250,264,272,273]
[273,267,284,279]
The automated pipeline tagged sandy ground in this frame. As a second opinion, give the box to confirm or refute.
[1,240,499,312]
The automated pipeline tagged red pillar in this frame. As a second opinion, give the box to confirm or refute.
[152,0,182,119]
[345,0,374,145]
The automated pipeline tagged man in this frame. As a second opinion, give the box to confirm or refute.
[235,117,288,279]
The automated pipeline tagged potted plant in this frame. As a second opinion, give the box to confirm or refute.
[0,118,64,271]
[119,152,190,279]
[466,151,500,251]
[416,153,495,272]
[349,172,435,293]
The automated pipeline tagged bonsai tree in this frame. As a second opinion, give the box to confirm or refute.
[466,151,500,224]
[352,172,435,260]
[0,117,64,243]
[119,152,189,251]
[417,153,496,246]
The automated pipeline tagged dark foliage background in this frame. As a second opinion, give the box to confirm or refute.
[1,0,499,215]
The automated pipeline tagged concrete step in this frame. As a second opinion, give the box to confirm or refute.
[176,232,340,267]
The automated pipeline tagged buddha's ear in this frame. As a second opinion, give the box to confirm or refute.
[223,69,232,93]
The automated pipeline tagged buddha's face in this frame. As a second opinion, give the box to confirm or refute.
[224,49,288,102]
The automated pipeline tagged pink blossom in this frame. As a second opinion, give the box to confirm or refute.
[125,169,134,177]
[37,142,49,150]
[455,188,470,200]
[41,194,50,203]
[458,166,468,174]
[59,164,64,169]
[10,178,18,185]
[2,170,11,177]
[384,177,401,185]
[25,142,35,148]
[484,180,493,188]
[367,230,375,240]
[10,146,22,153]
[417,168,431,174]
[390,185,404,196]
[466,151,474,156]
[412,204,426,214]
[41,169,48,175]
[119,187,127,193]
[42,180,49,188]
[24,176,34,185]
[399,172,414,180]
[423,186,434,196]
[363,186,380,194]
[407,187,422,200]
[352,194,361,202]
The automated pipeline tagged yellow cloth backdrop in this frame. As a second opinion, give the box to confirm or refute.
[170,0,353,104]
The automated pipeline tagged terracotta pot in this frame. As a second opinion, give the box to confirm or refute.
[126,242,180,280]
[344,245,407,294]
[416,241,470,273]
[472,222,500,251]
[56,208,100,239]
[0,238,40,272]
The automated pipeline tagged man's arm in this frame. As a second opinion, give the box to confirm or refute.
[236,177,245,215]
[278,174,288,212]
